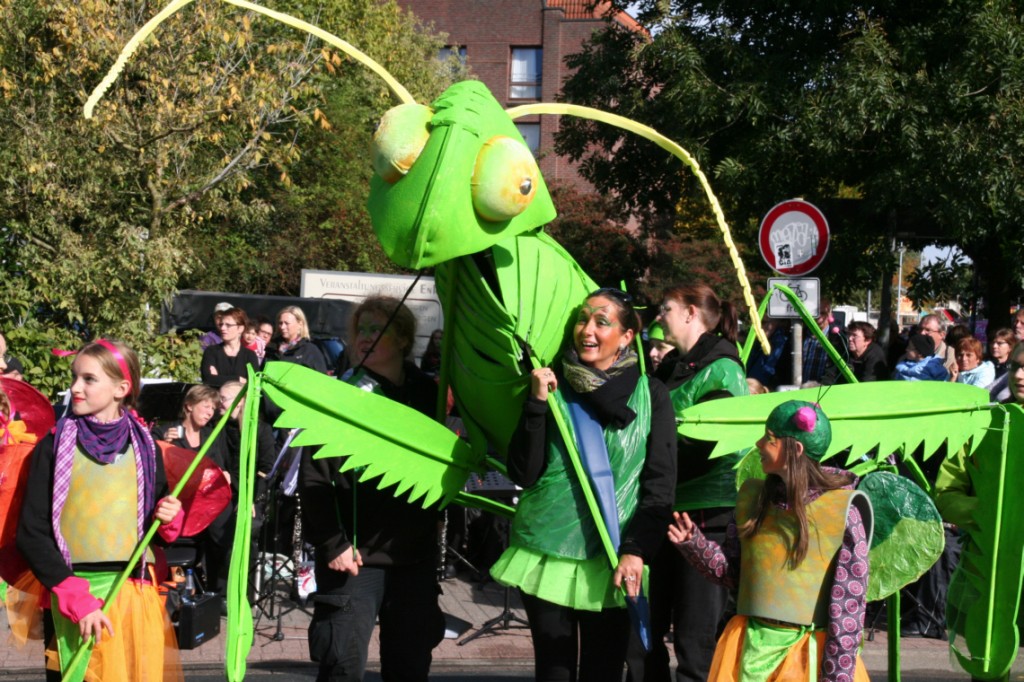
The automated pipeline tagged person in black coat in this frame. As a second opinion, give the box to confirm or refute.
[300,296,445,682]
[846,321,889,382]
[274,306,328,373]
[200,307,261,388]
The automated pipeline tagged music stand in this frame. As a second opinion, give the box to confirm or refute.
[439,507,481,579]
[253,432,312,640]
[458,472,529,645]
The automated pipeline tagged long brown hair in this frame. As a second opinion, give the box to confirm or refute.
[738,437,852,568]
[662,283,738,344]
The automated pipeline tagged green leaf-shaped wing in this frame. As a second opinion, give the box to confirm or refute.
[947,405,1024,680]
[261,361,482,509]
[678,382,992,465]
[859,471,944,602]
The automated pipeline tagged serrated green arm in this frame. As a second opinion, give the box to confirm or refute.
[679,382,992,465]
[63,393,241,681]
[261,361,480,509]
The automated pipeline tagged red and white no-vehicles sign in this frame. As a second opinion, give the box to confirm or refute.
[758,199,830,276]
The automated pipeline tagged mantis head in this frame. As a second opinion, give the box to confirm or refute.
[368,80,556,269]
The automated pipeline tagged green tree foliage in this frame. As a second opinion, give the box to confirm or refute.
[0,0,458,390]
[545,184,646,292]
[558,1,1024,323]
[184,0,467,295]
[907,251,975,312]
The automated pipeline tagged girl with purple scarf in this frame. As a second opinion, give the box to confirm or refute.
[17,339,185,682]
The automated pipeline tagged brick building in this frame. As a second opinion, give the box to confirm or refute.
[396,0,644,191]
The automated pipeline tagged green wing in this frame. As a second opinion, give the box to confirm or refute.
[859,471,945,602]
[261,361,481,509]
[678,382,992,465]
[948,405,1024,680]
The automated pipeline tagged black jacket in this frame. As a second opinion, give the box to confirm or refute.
[275,338,327,374]
[200,344,261,387]
[300,363,441,583]
[851,342,889,383]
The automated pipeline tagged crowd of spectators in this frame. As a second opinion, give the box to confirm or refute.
[6,291,1021,681]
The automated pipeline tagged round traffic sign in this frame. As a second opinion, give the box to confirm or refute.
[758,199,830,275]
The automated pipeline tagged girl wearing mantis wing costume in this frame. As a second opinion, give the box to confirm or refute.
[668,401,873,682]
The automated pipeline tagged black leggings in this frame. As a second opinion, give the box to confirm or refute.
[521,591,630,682]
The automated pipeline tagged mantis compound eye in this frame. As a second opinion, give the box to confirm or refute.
[371,103,434,183]
[471,136,539,222]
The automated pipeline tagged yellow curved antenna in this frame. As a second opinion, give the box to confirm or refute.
[507,102,770,354]
[84,0,415,119]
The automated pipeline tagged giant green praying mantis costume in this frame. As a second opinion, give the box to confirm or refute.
[83,3,1022,681]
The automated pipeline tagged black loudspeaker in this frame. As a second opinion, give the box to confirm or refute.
[177,593,221,650]
[137,381,193,423]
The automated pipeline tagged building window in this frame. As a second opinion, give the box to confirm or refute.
[516,123,540,155]
[438,46,467,63]
[510,47,542,100]
[438,46,467,80]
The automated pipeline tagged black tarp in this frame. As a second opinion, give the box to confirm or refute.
[160,290,355,339]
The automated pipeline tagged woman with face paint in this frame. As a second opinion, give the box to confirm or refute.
[490,288,677,682]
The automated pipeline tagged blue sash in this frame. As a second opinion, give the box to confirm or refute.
[563,383,651,651]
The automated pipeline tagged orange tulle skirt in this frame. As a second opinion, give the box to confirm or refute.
[4,570,47,645]
[49,574,183,682]
[708,615,871,682]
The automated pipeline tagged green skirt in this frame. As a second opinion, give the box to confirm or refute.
[491,544,643,611]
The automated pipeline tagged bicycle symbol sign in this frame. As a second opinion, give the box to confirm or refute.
[767,277,821,319]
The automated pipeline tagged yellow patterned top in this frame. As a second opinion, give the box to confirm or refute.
[735,479,860,626]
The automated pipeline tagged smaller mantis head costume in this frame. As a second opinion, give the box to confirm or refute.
[765,400,831,462]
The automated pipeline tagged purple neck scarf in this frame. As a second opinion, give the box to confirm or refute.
[50,411,158,567]
[66,412,133,464]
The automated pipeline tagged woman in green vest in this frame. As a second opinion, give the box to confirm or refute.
[668,400,872,681]
[491,288,677,682]
[629,283,748,682]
